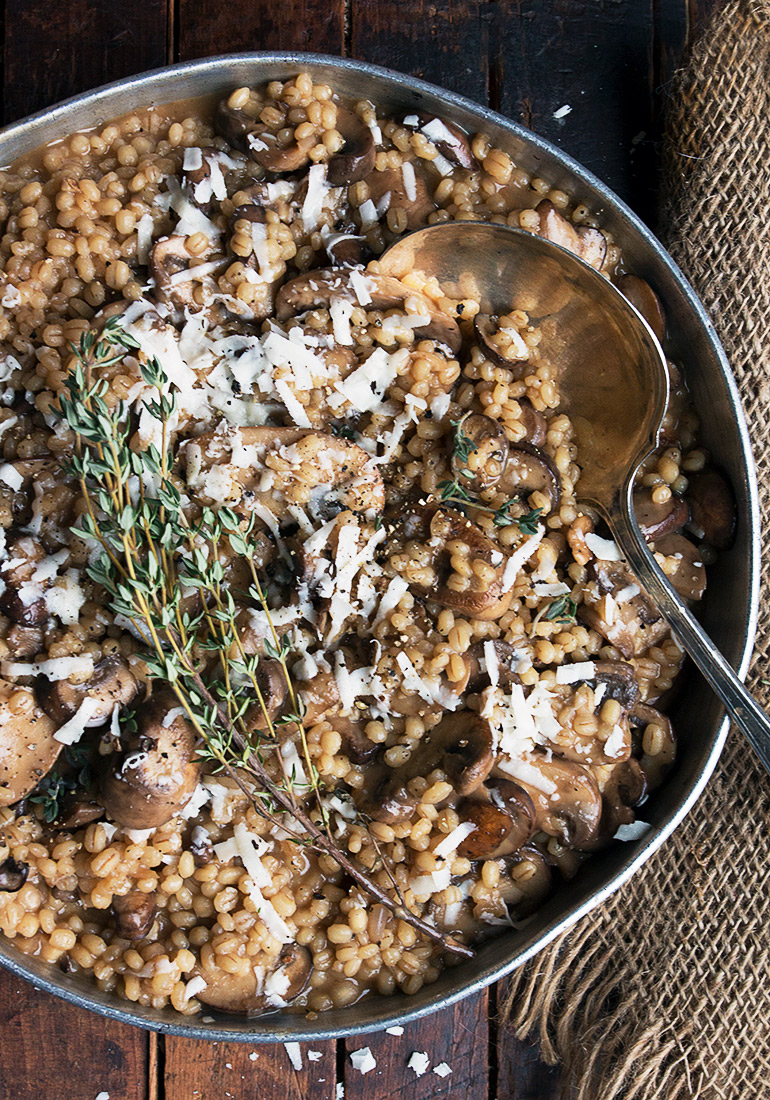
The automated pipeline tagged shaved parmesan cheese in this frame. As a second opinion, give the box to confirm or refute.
[135,213,154,264]
[603,725,627,759]
[302,164,328,231]
[374,575,410,624]
[2,654,94,681]
[555,661,596,685]
[330,297,355,346]
[183,975,207,1003]
[349,268,373,305]
[401,161,417,202]
[183,147,203,171]
[54,697,102,745]
[408,1052,431,1077]
[616,583,640,603]
[214,823,293,943]
[585,532,622,561]
[430,391,451,421]
[434,1063,452,1078]
[284,1042,303,1071]
[274,379,312,427]
[501,527,545,592]
[593,682,607,707]
[614,820,652,841]
[434,821,476,858]
[0,463,22,491]
[358,199,378,230]
[483,640,500,687]
[386,1025,404,1036]
[410,862,452,895]
[533,581,570,597]
[498,754,557,795]
[350,1048,376,1075]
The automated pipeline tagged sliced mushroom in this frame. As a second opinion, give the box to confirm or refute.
[215,97,315,173]
[618,275,666,344]
[499,846,553,918]
[150,236,227,321]
[0,680,62,807]
[195,943,312,1015]
[327,108,377,186]
[275,267,461,352]
[457,778,535,859]
[590,661,640,709]
[685,467,736,551]
[633,487,689,540]
[449,413,509,492]
[651,534,706,601]
[466,640,522,694]
[182,146,229,212]
[364,163,437,230]
[401,113,476,169]
[501,754,603,848]
[474,313,531,375]
[364,711,495,823]
[112,891,157,941]
[100,693,200,829]
[56,798,104,830]
[0,856,28,891]
[6,625,44,659]
[0,533,49,627]
[324,228,370,267]
[518,399,547,446]
[579,559,668,659]
[498,442,561,514]
[600,757,647,836]
[401,505,514,620]
[248,659,289,731]
[37,656,140,727]
[630,703,676,790]
[534,200,607,270]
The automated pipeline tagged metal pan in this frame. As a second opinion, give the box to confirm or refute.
[0,52,759,1042]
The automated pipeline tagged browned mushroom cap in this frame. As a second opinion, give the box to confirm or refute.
[215,98,316,173]
[498,442,562,514]
[473,313,531,376]
[37,655,139,727]
[499,846,553,918]
[275,267,461,352]
[0,856,28,891]
[617,275,667,344]
[600,756,648,836]
[465,640,522,694]
[403,505,514,620]
[534,200,607,270]
[365,163,437,230]
[325,229,370,267]
[150,236,227,320]
[250,659,289,728]
[6,625,43,659]
[0,533,49,627]
[457,778,535,859]
[633,487,689,540]
[651,534,706,601]
[195,943,312,1015]
[579,559,668,659]
[503,754,603,848]
[100,692,200,829]
[401,113,476,169]
[630,703,676,790]
[0,680,62,807]
[518,399,547,446]
[365,711,495,823]
[327,108,377,186]
[112,891,157,941]
[230,203,267,231]
[685,467,736,551]
[56,797,104,831]
[449,413,509,492]
[335,714,379,765]
[590,661,640,709]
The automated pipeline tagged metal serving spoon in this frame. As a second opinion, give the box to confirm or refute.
[379,222,770,772]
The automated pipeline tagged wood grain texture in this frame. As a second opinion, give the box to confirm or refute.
[176,0,345,62]
[343,991,489,1099]
[350,0,491,104]
[0,965,149,1100]
[164,1034,337,1100]
[2,0,168,125]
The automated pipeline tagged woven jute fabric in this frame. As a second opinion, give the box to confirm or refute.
[501,4,770,1098]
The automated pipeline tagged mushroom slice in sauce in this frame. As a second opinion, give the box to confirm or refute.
[590,661,640,709]
[195,943,312,1015]
[457,778,535,859]
[112,891,158,941]
[364,162,437,230]
[685,467,737,550]
[327,108,377,185]
[517,399,547,446]
[651,534,706,602]
[37,655,139,727]
[0,856,28,892]
[182,146,230,212]
[150,235,227,321]
[633,487,689,540]
[502,754,603,849]
[0,533,50,627]
[579,560,668,659]
[365,711,495,823]
[465,640,522,694]
[534,199,608,271]
[100,693,201,829]
[401,112,476,169]
[599,756,648,836]
[0,679,62,807]
[473,313,531,375]
[450,413,510,493]
[274,267,461,352]
[499,846,553,918]
[617,274,667,343]
[215,98,316,173]
[498,442,562,514]
[630,703,677,790]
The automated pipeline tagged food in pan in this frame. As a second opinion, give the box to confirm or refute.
[0,72,734,1016]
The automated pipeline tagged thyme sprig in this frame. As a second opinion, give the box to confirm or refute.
[55,321,472,960]
[531,594,578,631]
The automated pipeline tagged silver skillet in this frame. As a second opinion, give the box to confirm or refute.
[0,52,759,1043]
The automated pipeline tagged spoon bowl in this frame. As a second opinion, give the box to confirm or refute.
[381,221,770,773]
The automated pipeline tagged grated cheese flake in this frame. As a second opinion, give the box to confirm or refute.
[555,661,596,685]
[501,527,545,592]
[585,532,622,561]
[350,1047,376,1075]
[284,1042,303,1071]
[408,1052,431,1077]
[53,697,102,745]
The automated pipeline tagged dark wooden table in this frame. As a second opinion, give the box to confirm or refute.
[0,2,720,1097]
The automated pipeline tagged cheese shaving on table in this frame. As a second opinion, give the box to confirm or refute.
[614,820,652,841]
[408,1052,431,1076]
[386,1025,404,1036]
[501,526,545,591]
[483,640,500,687]
[349,1047,376,1074]
[284,1042,302,1071]
[433,1063,453,1078]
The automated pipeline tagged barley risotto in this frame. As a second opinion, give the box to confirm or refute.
[0,72,735,1017]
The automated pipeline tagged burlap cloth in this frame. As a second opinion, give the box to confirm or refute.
[501,4,770,1097]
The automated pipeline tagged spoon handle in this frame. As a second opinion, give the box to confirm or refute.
[608,502,770,773]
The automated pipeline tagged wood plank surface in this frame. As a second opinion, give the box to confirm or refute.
[176,0,345,61]
[343,991,489,1099]
[0,966,149,1100]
